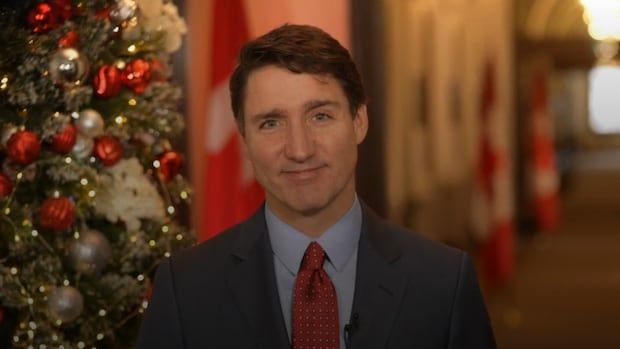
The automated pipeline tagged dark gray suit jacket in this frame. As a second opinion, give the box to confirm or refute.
[136,204,497,348]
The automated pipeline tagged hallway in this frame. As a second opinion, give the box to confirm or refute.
[489,151,620,348]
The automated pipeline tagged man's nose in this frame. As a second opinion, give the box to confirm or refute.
[284,121,315,162]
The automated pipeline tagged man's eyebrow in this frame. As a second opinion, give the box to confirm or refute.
[303,99,340,112]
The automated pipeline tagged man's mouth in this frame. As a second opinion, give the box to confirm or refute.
[282,165,326,180]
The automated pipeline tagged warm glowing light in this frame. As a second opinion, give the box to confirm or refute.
[580,0,620,40]
[115,115,127,125]
[588,65,620,134]
[0,75,8,90]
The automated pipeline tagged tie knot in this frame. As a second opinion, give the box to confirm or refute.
[300,241,326,271]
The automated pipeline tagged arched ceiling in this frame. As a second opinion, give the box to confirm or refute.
[517,0,590,40]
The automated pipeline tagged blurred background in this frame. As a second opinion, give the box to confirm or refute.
[178,0,620,348]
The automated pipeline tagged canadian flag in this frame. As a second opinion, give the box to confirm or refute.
[472,61,515,289]
[527,72,559,232]
[201,0,264,241]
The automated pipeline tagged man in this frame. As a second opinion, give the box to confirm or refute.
[137,24,496,349]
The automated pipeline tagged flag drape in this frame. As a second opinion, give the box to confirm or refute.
[473,61,515,289]
[528,72,560,232]
[201,0,264,241]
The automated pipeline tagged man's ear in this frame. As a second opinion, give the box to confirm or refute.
[353,104,369,145]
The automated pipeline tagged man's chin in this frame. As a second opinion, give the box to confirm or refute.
[295,204,326,217]
[275,196,331,218]
[281,198,326,217]
[266,190,341,218]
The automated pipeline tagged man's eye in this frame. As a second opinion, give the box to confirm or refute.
[260,119,279,129]
[313,113,331,121]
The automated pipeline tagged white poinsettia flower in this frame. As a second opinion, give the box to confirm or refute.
[94,158,165,231]
[128,0,187,52]
[160,2,187,52]
[136,0,163,19]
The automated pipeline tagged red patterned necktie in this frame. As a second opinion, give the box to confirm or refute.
[292,242,340,349]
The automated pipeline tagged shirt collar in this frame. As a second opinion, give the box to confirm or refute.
[266,196,362,275]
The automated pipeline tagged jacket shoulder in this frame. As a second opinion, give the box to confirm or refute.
[376,216,466,274]
[167,223,244,276]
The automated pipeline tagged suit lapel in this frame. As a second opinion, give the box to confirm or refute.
[225,208,290,349]
[350,205,408,349]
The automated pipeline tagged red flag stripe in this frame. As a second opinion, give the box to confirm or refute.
[210,0,249,87]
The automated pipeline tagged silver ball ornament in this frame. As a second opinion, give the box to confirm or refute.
[72,135,94,159]
[47,286,84,323]
[76,109,105,138]
[49,48,89,87]
[110,0,138,23]
[67,229,112,275]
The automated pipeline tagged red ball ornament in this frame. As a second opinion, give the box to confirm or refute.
[0,172,13,199]
[51,0,74,22]
[50,124,77,154]
[6,131,41,166]
[93,64,123,98]
[58,30,80,48]
[94,136,123,167]
[157,151,184,182]
[27,1,73,34]
[27,3,58,34]
[121,59,152,94]
[39,196,76,231]
[95,7,111,20]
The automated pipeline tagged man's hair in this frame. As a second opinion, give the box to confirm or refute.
[229,24,367,130]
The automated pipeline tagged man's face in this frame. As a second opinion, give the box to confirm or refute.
[241,65,368,220]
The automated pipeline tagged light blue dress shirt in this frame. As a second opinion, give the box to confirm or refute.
[265,197,362,349]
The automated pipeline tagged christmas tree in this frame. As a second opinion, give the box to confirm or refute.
[0,0,194,347]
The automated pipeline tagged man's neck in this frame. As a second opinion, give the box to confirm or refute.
[266,191,356,238]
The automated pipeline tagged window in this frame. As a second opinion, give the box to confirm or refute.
[588,65,620,134]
